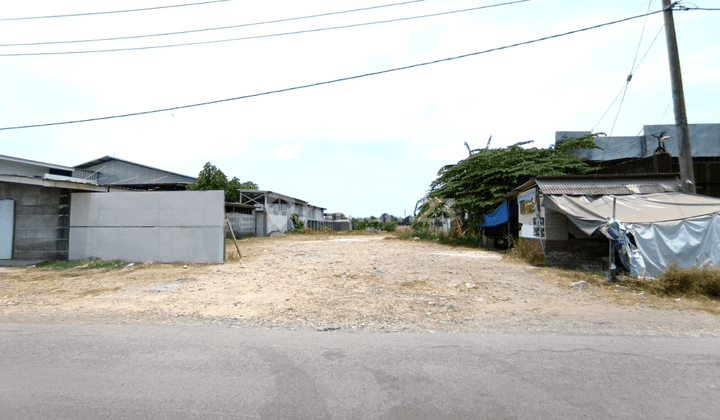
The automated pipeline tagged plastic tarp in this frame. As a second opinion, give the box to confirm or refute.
[482,201,508,228]
[542,192,720,278]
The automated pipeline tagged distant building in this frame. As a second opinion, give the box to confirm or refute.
[237,190,350,235]
[559,123,720,197]
[73,156,196,190]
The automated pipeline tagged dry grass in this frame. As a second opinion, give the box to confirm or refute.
[535,266,720,316]
[503,238,546,266]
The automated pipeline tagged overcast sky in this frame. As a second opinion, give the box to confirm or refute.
[1,0,718,218]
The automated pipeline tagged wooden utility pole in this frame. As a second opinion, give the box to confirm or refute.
[662,0,696,193]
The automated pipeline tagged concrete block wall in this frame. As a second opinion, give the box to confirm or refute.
[226,212,256,237]
[522,238,609,271]
[0,182,69,261]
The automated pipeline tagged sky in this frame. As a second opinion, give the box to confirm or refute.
[1,0,718,218]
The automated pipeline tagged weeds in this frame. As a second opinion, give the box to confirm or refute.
[503,238,545,266]
[652,265,720,297]
[33,259,128,271]
[396,220,482,248]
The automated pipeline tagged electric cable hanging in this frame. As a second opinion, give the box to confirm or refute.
[593,1,668,134]
[609,24,665,136]
[0,0,237,21]
[0,9,666,131]
[0,1,532,55]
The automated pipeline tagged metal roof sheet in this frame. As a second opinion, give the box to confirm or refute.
[535,177,682,195]
[564,124,720,162]
[0,154,74,171]
[74,156,196,182]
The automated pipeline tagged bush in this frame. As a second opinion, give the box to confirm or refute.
[352,219,397,232]
[653,265,720,297]
[289,213,305,232]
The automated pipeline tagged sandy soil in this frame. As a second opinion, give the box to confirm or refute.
[1,233,719,335]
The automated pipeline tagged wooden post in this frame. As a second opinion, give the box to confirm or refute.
[225,218,242,259]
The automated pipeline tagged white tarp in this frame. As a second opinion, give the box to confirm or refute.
[542,192,720,278]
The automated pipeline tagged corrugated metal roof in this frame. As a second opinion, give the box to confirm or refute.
[73,156,196,186]
[535,177,682,195]
[0,154,74,171]
[564,124,720,162]
[73,156,196,184]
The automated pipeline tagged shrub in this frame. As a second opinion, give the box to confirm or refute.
[289,213,305,232]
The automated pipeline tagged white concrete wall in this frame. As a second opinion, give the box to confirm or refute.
[69,191,224,263]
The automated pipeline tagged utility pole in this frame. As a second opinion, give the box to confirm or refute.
[662,0,696,193]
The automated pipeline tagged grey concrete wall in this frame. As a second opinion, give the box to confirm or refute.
[226,212,255,237]
[255,211,265,237]
[0,182,69,261]
[69,191,224,263]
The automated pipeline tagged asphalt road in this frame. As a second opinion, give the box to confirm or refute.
[1,324,719,420]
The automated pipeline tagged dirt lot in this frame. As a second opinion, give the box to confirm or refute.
[2,233,719,335]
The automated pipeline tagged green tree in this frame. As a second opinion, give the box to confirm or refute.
[428,139,597,231]
[186,162,258,202]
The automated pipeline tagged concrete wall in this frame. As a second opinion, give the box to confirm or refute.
[0,182,69,261]
[69,191,224,263]
[266,213,288,234]
[255,211,265,237]
[226,212,255,237]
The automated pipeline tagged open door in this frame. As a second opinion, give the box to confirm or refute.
[0,199,14,259]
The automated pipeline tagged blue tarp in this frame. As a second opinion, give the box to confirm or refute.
[482,201,508,228]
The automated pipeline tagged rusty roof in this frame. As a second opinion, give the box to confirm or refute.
[507,173,683,197]
[535,177,682,195]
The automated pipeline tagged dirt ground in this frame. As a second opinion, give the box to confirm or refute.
[2,233,720,335]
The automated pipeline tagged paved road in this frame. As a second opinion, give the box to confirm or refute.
[1,324,719,419]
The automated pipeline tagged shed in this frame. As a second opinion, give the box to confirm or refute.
[238,190,329,235]
[505,173,702,274]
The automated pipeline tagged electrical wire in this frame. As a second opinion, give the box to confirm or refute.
[1,0,440,47]
[592,84,626,132]
[0,1,532,56]
[0,0,236,21]
[0,9,665,131]
[629,0,654,73]
[592,24,664,132]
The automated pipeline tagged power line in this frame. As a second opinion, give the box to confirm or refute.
[1,0,437,47]
[629,0,654,73]
[593,84,626,132]
[0,1,532,56]
[592,24,663,132]
[0,9,665,132]
[0,0,236,22]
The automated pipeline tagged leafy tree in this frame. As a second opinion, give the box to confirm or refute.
[428,139,597,231]
[186,162,258,202]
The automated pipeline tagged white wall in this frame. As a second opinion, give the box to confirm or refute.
[69,191,224,263]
